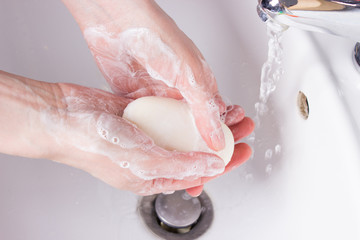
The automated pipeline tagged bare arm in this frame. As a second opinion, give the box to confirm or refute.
[0,70,64,159]
[0,70,227,195]
[61,0,161,32]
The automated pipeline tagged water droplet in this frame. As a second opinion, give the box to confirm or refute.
[245,173,254,182]
[265,164,272,175]
[275,144,281,154]
[265,149,273,160]
[247,133,255,143]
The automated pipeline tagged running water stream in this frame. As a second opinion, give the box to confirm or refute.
[255,20,287,123]
[247,20,288,177]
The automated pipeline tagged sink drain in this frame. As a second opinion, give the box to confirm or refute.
[297,91,309,120]
[354,42,360,70]
[138,190,213,240]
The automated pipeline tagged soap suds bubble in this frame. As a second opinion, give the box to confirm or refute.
[135,170,153,180]
[112,137,119,144]
[220,114,226,123]
[98,128,108,140]
[185,64,197,87]
[163,191,175,195]
[146,65,166,83]
[208,99,217,109]
[96,121,109,140]
[189,78,196,87]
[119,161,130,168]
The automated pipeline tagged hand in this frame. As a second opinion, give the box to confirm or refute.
[63,0,227,151]
[186,105,254,197]
[0,71,248,196]
[53,83,226,195]
[60,0,255,195]
[54,84,253,196]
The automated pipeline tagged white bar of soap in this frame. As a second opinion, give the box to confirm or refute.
[123,96,234,166]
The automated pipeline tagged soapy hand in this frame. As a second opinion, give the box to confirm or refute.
[85,28,226,151]
[62,0,227,151]
[57,84,254,196]
[53,83,226,195]
[59,0,255,195]
[0,70,251,196]
[186,106,254,197]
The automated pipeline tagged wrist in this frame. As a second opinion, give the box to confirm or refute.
[0,71,65,160]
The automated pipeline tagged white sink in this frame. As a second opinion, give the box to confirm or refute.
[1,0,359,239]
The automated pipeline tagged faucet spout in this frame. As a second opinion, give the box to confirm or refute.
[257,0,360,41]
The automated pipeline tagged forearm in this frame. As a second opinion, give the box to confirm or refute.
[61,0,161,33]
[0,71,64,159]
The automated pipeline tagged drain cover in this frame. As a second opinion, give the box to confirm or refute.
[355,43,360,68]
[155,191,202,229]
[139,190,213,240]
[297,91,309,120]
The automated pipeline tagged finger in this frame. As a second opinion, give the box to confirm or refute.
[125,84,183,100]
[195,142,253,184]
[59,83,131,114]
[186,185,204,197]
[84,27,166,97]
[133,151,225,181]
[223,143,252,174]
[225,105,245,127]
[140,177,205,196]
[145,143,252,195]
[189,99,225,151]
[214,93,226,115]
[230,117,255,142]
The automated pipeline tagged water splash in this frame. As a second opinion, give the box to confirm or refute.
[247,20,287,177]
[265,163,273,175]
[255,20,287,123]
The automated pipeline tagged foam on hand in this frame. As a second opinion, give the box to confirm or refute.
[122,96,234,165]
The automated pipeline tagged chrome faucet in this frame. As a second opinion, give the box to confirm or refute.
[257,0,360,41]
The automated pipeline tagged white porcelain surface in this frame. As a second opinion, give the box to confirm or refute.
[1,1,359,239]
